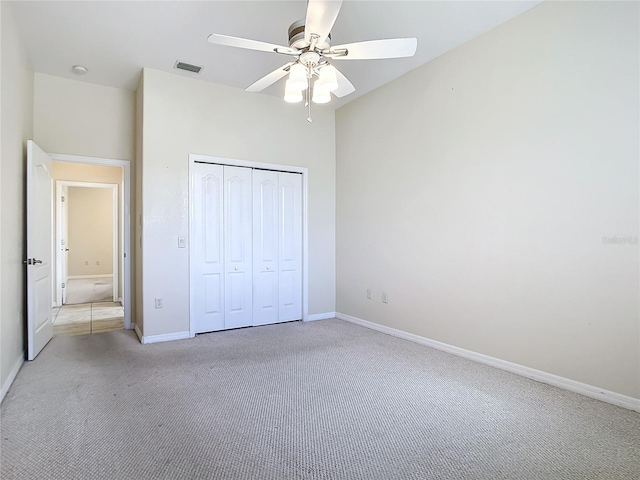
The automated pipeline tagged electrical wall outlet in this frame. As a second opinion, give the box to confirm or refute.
[367,289,372,299]
[155,297,163,309]
[382,292,389,304]
[96,260,100,265]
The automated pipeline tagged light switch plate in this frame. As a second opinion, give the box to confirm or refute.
[178,237,186,248]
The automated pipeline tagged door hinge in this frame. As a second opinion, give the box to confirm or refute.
[61,239,65,246]
[62,282,66,289]
[61,195,65,202]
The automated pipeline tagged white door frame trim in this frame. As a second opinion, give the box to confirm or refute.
[49,153,132,330]
[188,154,309,338]
[55,181,119,305]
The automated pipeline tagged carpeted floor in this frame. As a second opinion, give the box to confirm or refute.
[1,319,639,479]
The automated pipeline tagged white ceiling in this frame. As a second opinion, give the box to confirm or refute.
[9,1,541,109]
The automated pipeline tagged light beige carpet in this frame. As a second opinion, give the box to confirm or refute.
[1,319,639,479]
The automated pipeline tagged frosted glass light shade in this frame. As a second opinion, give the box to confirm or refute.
[288,63,308,90]
[284,80,303,103]
[312,81,331,104]
[318,65,338,92]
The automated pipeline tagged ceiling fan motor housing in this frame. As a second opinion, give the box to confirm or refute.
[288,19,331,50]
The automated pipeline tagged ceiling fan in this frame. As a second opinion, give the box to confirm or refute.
[207,0,417,121]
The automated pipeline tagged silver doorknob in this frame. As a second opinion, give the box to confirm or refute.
[23,258,42,265]
[234,267,238,271]
[266,266,270,270]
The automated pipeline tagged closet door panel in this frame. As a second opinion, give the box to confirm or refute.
[191,163,225,333]
[279,172,302,321]
[224,166,253,329]
[253,170,279,326]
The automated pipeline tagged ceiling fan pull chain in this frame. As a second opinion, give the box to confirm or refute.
[306,69,313,123]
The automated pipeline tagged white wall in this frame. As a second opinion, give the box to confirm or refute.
[1,3,34,397]
[135,75,144,333]
[34,73,136,319]
[34,73,135,161]
[66,187,114,277]
[336,1,639,399]
[140,68,336,337]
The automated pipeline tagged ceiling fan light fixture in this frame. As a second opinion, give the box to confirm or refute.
[208,0,418,120]
[288,63,308,90]
[312,81,331,104]
[284,80,304,103]
[318,65,338,92]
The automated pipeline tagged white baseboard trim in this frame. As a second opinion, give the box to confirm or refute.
[68,274,114,279]
[141,330,190,345]
[336,312,640,413]
[1,355,24,403]
[306,312,336,322]
[134,323,142,342]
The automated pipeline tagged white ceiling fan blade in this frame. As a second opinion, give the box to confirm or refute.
[330,38,417,60]
[332,67,355,98]
[246,63,295,93]
[304,0,343,46]
[208,34,298,55]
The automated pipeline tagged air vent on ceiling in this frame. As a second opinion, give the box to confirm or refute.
[174,61,203,74]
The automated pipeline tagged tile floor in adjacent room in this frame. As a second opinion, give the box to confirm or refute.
[52,302,124,336]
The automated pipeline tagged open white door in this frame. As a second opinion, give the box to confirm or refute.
[55,183,69,306]
[26,140,53,360]
[62,185,68,305]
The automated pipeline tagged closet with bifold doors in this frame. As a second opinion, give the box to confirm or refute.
[190,162,302,334]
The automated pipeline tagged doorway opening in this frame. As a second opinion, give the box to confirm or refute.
[56,182,118,305]
[48,156,132,337]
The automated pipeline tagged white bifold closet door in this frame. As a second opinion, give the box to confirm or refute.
[224,166,253,329]
[252,170,302,325]
[191,163,225,333]
[191,163,302,334]
[276,172,302,322]
[252,170,279,326]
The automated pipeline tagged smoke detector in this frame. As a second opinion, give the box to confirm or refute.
[72,65,88,75]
